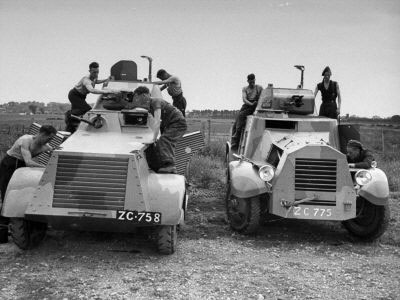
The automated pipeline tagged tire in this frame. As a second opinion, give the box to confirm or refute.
[342,197,390,241]
[10,218,47,250]
[226,183,261,234]
[157,225,177,255]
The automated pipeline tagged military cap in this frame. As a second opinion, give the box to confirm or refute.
[322,66,332,76]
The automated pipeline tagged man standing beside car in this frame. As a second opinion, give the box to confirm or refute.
[153,69,187,117]
[0,125,57,243]
[231,73,263,150]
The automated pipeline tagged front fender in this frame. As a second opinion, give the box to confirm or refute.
[229,160,269,198]
[1,167,44,217]
[358,168,389,206]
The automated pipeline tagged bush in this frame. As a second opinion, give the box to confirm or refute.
[188,153,225,188]
[198,141,225,161]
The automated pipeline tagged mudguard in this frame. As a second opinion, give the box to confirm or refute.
[1,167,44,218]
[358,168,389,206]
[147,173,186,225]
[229,160,269,198]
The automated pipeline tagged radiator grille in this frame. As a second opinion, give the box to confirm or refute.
[175,131,205,175]
[295,158,337,192]
[53,155,128,210]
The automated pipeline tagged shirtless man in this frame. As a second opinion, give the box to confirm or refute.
[0,124,57,243]
[66,62,118,132]
[153,69,187,117]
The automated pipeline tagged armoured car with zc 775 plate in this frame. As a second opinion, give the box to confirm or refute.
[1,59,204,254]
[225,66,390,240]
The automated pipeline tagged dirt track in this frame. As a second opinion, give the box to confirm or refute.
[0,186,399,300]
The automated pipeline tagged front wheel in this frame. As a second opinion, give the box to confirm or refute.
[156,225,177,255]
[226,183,261,234]
[10,218,47,250]
[342,197,390,241]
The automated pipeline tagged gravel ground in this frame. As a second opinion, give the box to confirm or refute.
[0,185,399,300]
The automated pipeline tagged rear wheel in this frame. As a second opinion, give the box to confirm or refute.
[156,225,177,255]
[226,183,261,234]
[10,218,47,250]
[342,197,390,241]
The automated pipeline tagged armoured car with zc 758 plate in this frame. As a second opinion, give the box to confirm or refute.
[225,67,390,240]
[1,59,204,254]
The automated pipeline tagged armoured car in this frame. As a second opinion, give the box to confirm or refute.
[1,59,203,254]
[225,67,390,240]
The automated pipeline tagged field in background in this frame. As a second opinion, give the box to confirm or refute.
[1,114,399,192]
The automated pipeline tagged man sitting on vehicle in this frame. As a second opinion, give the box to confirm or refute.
[0,124,57,243]
[129,86,187,174]
[231,73,263,150]
[346,139,375,169]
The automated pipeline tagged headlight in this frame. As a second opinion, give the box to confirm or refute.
[258,164,275,182]
[355,169,372,186]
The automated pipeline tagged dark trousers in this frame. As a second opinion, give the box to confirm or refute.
[66,89,91,133]
[231,104,256,147]
[146,111,187,171]
[0,155,26,239]
[172,93,187,117]
[319,101,338,119]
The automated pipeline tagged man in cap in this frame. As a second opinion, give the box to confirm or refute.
[231,73,263,150]
[314,66,342,119]
[153,69,187,117]
[346,139,375,169]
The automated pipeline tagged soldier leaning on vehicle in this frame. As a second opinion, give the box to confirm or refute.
[346,139,375,169]
[0,125,57,243]
[231,73,263,151]
[65,62,118,133]
[128,86,187,174]
[314,66,342,119]
[153,69,187,117]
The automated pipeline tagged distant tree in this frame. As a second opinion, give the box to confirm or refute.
[391,115,400,123]
[28,104,38,114]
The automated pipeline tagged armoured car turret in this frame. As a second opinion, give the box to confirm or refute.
[226,67,390,240]
[1,59,203,254]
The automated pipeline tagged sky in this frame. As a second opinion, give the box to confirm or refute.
[0,0,399,117]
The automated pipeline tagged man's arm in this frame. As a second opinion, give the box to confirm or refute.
[83,78,117,95]
[314,85,319,97]
[20,141,45,168]
[336,82,341,114]
[152,108,161,142]
[95,76,112,85]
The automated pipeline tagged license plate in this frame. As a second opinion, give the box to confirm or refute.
[293,207,333,218]
[116,210,162,224]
